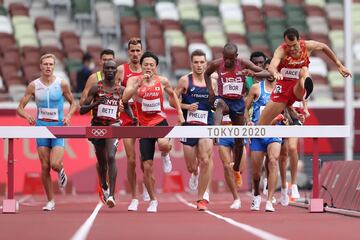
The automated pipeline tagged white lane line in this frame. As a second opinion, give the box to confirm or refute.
[70,202,103,240]
[176,194,287,240]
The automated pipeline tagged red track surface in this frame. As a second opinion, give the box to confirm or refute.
[1,192,359,240]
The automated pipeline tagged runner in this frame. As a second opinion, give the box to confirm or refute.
[122,51,184,212]
[175,49,214,210]
[80,60,137,208]
[17,53,77,211]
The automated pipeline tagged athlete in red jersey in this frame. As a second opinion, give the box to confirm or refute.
[116,37,143,211]
[204,42,271,183]
[258,27,351,125]
[122,51,184,213]
[80,60,136,208]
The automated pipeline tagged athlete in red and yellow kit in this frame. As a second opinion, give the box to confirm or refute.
[116,37,143,211]
[122,51,184,213]
[259,27,351,125]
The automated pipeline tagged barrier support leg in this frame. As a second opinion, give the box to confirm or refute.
[3,139,17,213]
[309,138,323,213]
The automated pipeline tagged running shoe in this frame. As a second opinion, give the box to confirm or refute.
[280,187,289,206]
[128,199,139,211]
[189,172,199,191]
[197,199,208,211]
[147,200,158,213]
[265,200,275,212]
[304,77,313,100]
[230,199,241,209]
[250,195,261,211]
[290,184,300,199]
[106,196,116,208]
[162,153,172,173]
[98,186,110,204]
[42,200,55,211]
[58,168,67,189]
[234,171,243,187]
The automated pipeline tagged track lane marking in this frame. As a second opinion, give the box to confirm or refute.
[176,194,287,240]
[70,202,103,240]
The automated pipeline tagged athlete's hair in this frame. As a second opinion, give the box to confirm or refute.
[250,51,267,62]
[223,42,238,54]
[100,49,115,58]
[40,53,56,64]
[284,28,300,41]
[190,49,206,61]
[264,58,272,66]
[140,51,159,66]
[128,37,142,49]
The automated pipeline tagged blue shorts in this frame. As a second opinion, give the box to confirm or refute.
[36,120,65,148]
[222,97,245,118]
[250,138,282,152]
[218,138,248,148]
[180,138,199,147]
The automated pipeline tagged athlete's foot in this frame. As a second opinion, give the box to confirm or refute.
[106,196,116,208]
[230,199,241,209]
[234,171,242,187]
[42,200,55,211]
[250,195,261,211]
[280,186,289,206]
[265,200,275,212]
[147,200,158,213]
[128,199,139,211]
[304,77,313,100]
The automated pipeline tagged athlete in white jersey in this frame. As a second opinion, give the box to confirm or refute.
[17,54,77,211]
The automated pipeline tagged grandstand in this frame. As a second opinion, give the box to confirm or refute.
[0,0,359,103]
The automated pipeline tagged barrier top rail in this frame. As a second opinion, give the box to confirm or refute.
[0,125,350,139]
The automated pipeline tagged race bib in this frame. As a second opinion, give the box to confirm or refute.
[97,104,118,119]
[38,108,58,120]
[280,68,300,80]
[223,82,243,96]
[187,110,208,124]
[142,98,161,112]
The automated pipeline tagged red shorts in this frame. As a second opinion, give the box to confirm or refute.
[120,104,137,126]
[270,80,304,106]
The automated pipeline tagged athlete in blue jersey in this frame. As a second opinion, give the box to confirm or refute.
[175,49,214,211]
[17,54,77,211]
[245,59,282,212]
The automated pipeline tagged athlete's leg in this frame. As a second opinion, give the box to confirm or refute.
[288,137,299,186]
[106,138,119,197]
[196,138,213,201]
[94,144,109,190]
[251,151,265,197]
[123,138,138,199]
[37,146,53,201]
[219,145,239,200]
[183,144,198,174]
[279,139,289,189]
[258,100,287,125]
[231,115,245,172]
[266,142,281,202]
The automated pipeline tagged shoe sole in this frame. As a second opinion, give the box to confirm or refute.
[304,77,313,100]
[106,200,115,208]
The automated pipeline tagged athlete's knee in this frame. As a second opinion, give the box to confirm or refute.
[41,163,51,173]
[50,161,62,171]
[142,161,153,173]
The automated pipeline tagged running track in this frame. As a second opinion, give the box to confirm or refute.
[0,192,359,240]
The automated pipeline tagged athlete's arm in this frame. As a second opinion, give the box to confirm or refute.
[122,76,140,104]
[204,59,221,104]
[115,64,125,85]
[161,76,185,124]
[61,80,78,125]
[269,47,285,81]
[306,40,351,78]
[241,59,271,79]
[244,83,259,125]
[302,100,310,118]
[79,85,99,115]
[175,74,198,111]
[79,73,97,106]
[17,82,35,125]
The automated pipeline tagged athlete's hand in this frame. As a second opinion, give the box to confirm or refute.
[338,65,352,78]
[273,72,283,81]
[118,100,125,112]
[298,114,305,124]
[188,102,199,112]
[26,115,35,125]
[63,115,71,126]
[95,95,106,106]
[303,108,310,118]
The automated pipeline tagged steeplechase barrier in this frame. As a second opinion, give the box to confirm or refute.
[0,125,350,213]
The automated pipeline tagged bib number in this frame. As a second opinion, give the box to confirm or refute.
[223,82,243,96]
[142,98,161,113]
[186,110,208,124]
[38,108,58,120]
[280,68,300,80]
[97,104,118,119]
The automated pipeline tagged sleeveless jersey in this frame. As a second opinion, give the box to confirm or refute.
[135,76,166,126]
[120,63,142,126]
[91,81,122,126]
[252,81,271,124]
[34,77,64,121]
[278,40,310,81]
[181,74,213,125]
[216,59,246,99]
